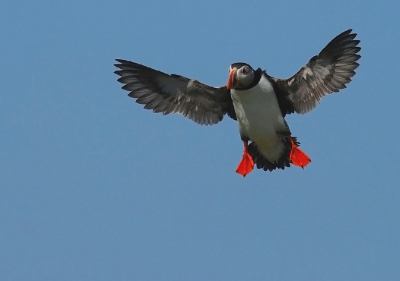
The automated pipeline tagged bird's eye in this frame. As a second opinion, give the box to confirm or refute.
[242,67,247,75]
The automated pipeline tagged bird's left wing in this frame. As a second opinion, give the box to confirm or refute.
[270,29,361,115]
[114,59,236,125]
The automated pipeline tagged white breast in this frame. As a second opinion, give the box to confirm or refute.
[231,75,287,162]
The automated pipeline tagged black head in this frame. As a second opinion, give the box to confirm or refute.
[227,62,262,90]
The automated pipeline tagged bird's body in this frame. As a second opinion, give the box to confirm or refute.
[115,29,361,176]
[231,75,287,163]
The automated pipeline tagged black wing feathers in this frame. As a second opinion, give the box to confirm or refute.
[272,29,361,115]
[115,59,235,125]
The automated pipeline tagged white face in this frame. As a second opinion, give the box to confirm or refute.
[236,65,255,88]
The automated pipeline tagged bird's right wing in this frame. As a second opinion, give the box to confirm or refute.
[115,59,236,125]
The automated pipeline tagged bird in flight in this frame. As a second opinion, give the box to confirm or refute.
[114,29,361,177]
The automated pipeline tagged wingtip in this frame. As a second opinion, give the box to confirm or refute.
[115,58,133,65]
[114,59,125,68]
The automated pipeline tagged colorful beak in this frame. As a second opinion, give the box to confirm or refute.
[227,67,237,89]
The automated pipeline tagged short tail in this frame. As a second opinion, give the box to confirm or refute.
[247,136,311,172]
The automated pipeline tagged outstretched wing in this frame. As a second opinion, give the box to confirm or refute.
[114,59,236,125]
[271,29,361,115]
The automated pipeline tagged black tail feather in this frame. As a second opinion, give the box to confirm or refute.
[247,136,300,172]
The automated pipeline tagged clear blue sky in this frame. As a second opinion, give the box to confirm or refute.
[1,1,399,280]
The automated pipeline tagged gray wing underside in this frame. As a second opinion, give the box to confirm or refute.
[272,29,361,114]
[115,59,236,125]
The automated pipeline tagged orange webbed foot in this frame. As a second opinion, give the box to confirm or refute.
[236,142,254,177]
[289,137,311,168]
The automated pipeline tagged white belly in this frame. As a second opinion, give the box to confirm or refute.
[231,77,287,162]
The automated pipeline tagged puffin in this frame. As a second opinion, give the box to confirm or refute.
[114,29,361,177]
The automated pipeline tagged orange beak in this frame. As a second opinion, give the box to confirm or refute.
[227,67,237,89]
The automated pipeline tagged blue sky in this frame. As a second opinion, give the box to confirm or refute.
[1,1,400,280]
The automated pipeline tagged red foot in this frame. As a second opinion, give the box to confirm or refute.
[236,142,254,177]
[289,138,311,168]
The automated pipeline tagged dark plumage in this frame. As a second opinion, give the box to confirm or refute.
[114,59,236,125]
[114,29,361,175]
[270,29,361,115]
